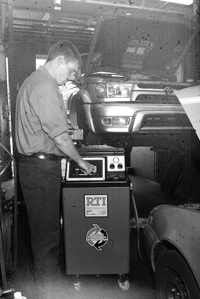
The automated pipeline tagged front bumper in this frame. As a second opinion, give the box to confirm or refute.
[83,102,192,134]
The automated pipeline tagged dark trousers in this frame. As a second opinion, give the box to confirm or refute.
[18,156,62,275]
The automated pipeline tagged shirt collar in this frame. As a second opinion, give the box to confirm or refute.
[38,65,59,90]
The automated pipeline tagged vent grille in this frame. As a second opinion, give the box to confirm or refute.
[136,94,180,104]
[142,114,192,128]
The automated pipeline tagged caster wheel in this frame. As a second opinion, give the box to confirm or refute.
[73,280,81,291]
[118,278,130,291]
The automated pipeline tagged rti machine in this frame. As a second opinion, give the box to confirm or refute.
[61,145,131,290]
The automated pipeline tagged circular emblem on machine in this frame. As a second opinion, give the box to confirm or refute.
[86,224,109,251]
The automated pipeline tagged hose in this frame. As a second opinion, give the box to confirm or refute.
[0,159,12,177]
[0,142,17,274]
[130,182,147,263]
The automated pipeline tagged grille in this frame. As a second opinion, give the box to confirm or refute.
[141,114,192,128]
[136,94,180,104]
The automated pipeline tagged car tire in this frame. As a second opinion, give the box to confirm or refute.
[74,96,101,145]
[74,97,89,138]
[155,250,200,299]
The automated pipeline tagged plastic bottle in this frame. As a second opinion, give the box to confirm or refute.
[13,292,27,299]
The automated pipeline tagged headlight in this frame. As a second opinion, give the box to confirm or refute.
[95,82,132,98]
[95,83,106,98]
[107,83,132,98]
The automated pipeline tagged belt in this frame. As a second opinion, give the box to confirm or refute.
[20,153,61,161]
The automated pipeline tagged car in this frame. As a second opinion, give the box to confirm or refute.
[142,203,200,298]
[72,9,200,164]
[140,85,200,298]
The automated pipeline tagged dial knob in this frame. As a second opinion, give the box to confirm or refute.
[113,157,119,163]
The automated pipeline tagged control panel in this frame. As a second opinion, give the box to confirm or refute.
[66,157,105,181]
[107,155,125,172]
[64,145,126,181]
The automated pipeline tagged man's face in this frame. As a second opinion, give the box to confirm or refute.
[55,57,79,86]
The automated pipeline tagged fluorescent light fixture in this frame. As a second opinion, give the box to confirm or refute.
[160,0,194,4]
[53,0,61,10]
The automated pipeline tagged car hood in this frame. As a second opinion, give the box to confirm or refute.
[85,10,199,83]
[174,85,200,139]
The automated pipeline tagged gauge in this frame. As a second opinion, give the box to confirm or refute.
[113,157,119,163]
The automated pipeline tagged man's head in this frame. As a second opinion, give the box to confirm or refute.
[45,40,82,86]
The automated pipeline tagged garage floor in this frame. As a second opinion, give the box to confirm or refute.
[5,175,174,299]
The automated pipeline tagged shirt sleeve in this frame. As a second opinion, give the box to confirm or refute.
[30,82,69,139]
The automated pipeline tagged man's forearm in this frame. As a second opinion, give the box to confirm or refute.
[54,132,83,164]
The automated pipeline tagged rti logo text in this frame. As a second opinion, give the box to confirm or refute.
[85,195,107,206]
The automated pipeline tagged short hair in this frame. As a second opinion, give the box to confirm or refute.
[46,40,82,66]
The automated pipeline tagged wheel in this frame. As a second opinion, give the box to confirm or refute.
[117,275,130,291]
[73,275,81,291]
[73,280,81,291]
[155,250,200,299]
[74,96,90,142]
[118,279,130,291]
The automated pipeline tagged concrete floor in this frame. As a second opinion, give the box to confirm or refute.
[5,175,174,299]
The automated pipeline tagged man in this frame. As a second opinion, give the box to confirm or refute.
[15,40,95,277]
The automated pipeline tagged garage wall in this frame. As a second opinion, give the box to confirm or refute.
[8,42,36,156]
[131,147,156,181]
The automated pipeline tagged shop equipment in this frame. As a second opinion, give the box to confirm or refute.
[62,145,130,290]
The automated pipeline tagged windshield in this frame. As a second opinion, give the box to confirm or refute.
[90,17,195,80]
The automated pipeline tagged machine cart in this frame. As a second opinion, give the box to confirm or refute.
[61,145,131,290]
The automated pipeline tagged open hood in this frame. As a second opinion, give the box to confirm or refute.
[174,85,200,139]
[85,10,199,82]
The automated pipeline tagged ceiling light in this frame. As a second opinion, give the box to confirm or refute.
[160,0,194,4]
[53,0,61,10]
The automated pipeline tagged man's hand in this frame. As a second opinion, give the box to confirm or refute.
[54,133,96,175]
[78,160,96,176]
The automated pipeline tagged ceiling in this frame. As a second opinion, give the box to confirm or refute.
[2,0,200,53]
